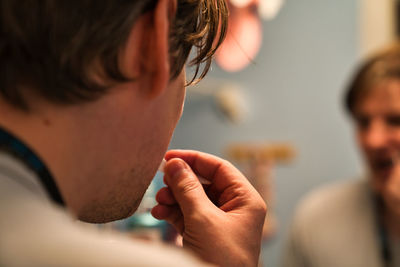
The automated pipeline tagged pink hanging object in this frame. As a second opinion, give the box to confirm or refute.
[215,0,262,72]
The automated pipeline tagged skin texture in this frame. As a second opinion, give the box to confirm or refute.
[152,150,267,267]
[354,78,400,236]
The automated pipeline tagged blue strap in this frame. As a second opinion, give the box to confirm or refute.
[0,127,64,206]
[373,193,391,267]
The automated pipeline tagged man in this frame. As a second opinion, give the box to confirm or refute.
[0,0,267,266]
[282,43,400,267]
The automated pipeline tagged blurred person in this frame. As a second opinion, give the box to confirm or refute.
[282,43,400,267]
[0,0,267,266]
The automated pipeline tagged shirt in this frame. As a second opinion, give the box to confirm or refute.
[0,151,211,266]
[281,179,384,267]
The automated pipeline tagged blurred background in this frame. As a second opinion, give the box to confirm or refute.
[112,0,399,266]
[169,0,397,266]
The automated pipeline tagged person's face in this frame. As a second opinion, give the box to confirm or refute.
[354,79,400,193]
[72,69,186,223]
[118,69,187,218]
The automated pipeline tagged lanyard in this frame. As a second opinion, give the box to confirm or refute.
[374,194,391,267]
[0,127,64,206]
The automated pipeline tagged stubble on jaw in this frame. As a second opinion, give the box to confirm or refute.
[75,167,151,224]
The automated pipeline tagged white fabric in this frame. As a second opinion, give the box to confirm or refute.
[281,179,384,267]
[0,153,211,267]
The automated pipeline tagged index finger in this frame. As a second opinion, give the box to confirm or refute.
[165,149,251,192]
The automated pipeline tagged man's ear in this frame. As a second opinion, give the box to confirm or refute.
[139,0,177,98]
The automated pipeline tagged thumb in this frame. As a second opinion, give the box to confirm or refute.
[164,158,212,215]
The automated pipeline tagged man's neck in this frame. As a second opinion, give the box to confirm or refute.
[0,97,83,209]
[0,126,65,205]
[384,207,400,240]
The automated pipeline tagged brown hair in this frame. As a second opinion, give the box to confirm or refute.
[345,42,400,115]
[0,0,228,110]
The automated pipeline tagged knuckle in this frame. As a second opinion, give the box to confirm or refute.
[221,158,231,166]
[251,197,267,216]
[259,200,268,215]
[176,178,199,196]
[222,159,236,170]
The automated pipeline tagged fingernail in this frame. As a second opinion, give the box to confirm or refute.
[166,159,187,179]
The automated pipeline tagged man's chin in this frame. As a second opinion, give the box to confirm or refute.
[76,200,141,224]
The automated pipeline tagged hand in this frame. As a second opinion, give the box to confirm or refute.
[151,150,267,267]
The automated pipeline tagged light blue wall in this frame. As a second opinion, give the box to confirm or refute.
[170,0,361,266]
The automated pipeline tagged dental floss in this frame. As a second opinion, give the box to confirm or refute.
[158,159,211,185]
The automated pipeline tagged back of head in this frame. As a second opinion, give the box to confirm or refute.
[345,42,400,116]
[0,0,228,110]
